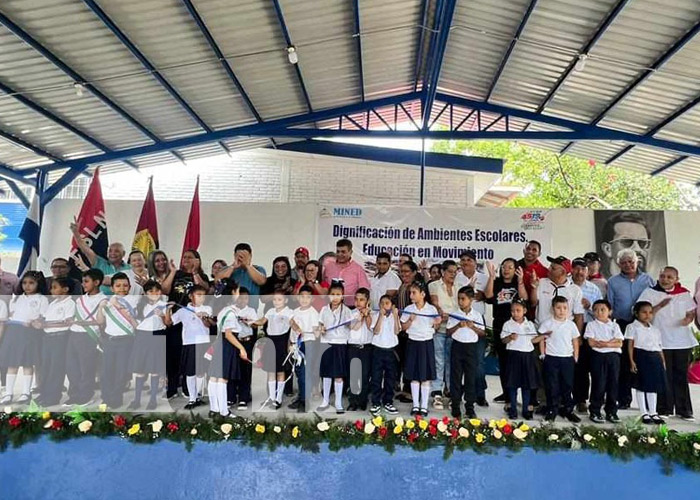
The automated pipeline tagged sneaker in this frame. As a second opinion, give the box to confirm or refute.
[384,404,399,415]
[476,397,489,408]
[370,405,382,416]
[410,407,420,416]
[679,414,695,422]
[237,401,248,411]
[605,413,620,424]
[565,412,581,423]
[61,399,76,407]
[432,395,444,410]
[651,414,666,424]
[576,402,588,413]
[493,393,506,403]
[589,413,605,424]
[420,408,429,417]
[0,394,13,405]
[641,414,653,425]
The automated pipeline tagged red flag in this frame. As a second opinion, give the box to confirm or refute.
[132,177,159,258]
[181,176,200,261]
[69,168,108,269]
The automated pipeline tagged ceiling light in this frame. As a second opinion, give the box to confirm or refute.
[574,54,588,73]
[287,46,298,65]
[74,82,85,97]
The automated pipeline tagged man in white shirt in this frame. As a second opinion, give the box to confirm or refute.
[369,252,402,308]
[638,266,697,420]
[429,260,459,410]
[530,256,585,331]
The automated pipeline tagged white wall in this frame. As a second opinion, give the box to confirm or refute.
[38,200,700,285]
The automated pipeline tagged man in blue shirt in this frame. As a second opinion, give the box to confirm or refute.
[606,249,654,408]
[215,243,266,309]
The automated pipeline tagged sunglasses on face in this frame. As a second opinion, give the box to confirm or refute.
[610,238,651,250]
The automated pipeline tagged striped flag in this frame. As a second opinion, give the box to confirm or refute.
[132,176,159,258]
[17,178,42,277]
[180,176,200,262]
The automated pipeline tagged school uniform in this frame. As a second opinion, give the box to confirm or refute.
[291,306,320,404]
[455,271,488,399]
[539,318,580,416]
[624,321,666,394]
[228,305,258,404]
[370,312,399,406]
[39,297,75,405]
[263,306,293,373]
[347,308,374,408]
[66,293,106,404]
[171,303,213,377]
[0,294,48,368]
[584,320,623,417]
[369,271,402,308]
[0,301,6,389]
[319,304,352,378]
[535,279,585,326]
[101,295,139,408]
[500,319,539,391]
[401,303,438,382]
[638,286,698,417]
[446,309,484,412]
[131,299,168,375]
[209,305,242,381]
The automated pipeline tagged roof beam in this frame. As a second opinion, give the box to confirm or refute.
[352,0,365,102]
[0,129,61,163]
[82,0,230,155]
[421,0,457,130]
[413,0,430,92]
[537,0,631,113]
[650,156,687,176]
[271,0,313,112]
[5,179,30,208]
[561,20,700,154]
[0,10,184,163]
[485,0,538,102]
[0,163,35,185]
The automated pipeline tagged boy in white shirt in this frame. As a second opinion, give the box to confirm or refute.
[369,295,400,416]
[539,296,581,423]
[347,288,374,412]
[289,285,320,412]
[369,252,401,307]
[231,288,259,411]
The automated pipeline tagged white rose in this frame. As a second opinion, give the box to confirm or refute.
[220,423,233,435]
[3,406,12,415]
[458,427,470,438]
[317,421,330,432]
[647,437,656,445]
[548,434,559,442]
[394,417,405,427]
[493,429,503,440]
[437,421,448,433]
[693,442,700,451]
[364,423,376,435]
[78,420,93,433]
[190,428,198,436]
[43,419,54,429]
[583,434,593,442]
[273,426,282,434]
[513,428,527,440]
[618,436,628,447]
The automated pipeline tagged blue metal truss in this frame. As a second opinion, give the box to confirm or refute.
[0,163,34,185]
[271,0,313,112]
[413,0,430,93]
[82,0,230,155]
[5,179,29,208]
[352,0,365,102]
[0,129,61,163]
[485,0,538,102]
[421,0,457,130]
[0,10,185,163]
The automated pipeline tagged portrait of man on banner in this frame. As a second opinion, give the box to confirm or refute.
[594,210,667,279]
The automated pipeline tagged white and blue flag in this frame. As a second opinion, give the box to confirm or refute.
[17,180,42,278]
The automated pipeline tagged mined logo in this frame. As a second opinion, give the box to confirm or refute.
[331,207,363,218]
[520,210,547,230]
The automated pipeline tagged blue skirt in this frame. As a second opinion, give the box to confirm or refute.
[262,333,290,373]
[505,350,539,389]
[0,324,38,367]
[210,336,241,381]
[130,329,166,375]
[404,338,436,382]
[320,343,348,378]
[632,348,666,393]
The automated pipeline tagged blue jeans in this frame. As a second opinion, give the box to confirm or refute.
[431,332,452,394]
[475,336,487,399]
[294,341,309,402]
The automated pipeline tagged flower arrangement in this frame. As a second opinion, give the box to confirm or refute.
[1,411,700,471]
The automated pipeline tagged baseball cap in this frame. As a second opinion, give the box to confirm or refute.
[546,255,572,274]
[583,252,601,263]
[294,247,310,258]
[571,258,588,268]
[460,249,477,260]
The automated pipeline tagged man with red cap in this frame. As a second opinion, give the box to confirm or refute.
[530,256,585,331]
[292,247,310,282]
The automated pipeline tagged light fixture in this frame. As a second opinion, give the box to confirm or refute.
[74,82,85,97]
[287,46,298,65]
[574,54,588,72]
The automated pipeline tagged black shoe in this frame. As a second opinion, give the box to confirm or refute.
[589,413,604,424]
[544,412,556,422]
[565,412,581,423]
[535,405,547,415]
[420,408,429,417]
[605,413,620,424]
[288,399,302,410]
[476,397,489,407]
[384,404,399,415]
[194,398,205,407]
[272,401,281,410]
[370,405,382,416]
[618,403,630,410]
[507,411,517,420]
[347,403,358,412]
[451,408,462,419]
[411,407,420,416]
[126,401,140,411]
[184,401,197,410]
[146,399,158,411]
[208,411,218,418]
[522,411,533,420]
[237,401,248,411]
[679,414,695,422]
[494,393,506,403]
[651,414,665,424]
[397,394,412,404]
[336,407,345,415]
[641,414,653,424]
[297,403,306,413]
[360,403,368,411]
[465,409,477,419]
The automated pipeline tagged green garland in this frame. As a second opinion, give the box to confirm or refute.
[2,409,700,472]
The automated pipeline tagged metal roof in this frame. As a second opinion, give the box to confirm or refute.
[1,0,700,201]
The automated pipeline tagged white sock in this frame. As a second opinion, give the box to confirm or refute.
[218,382,229,416]
[22,374,33,395]
[334,381,343,409]
[420,383,430,410]
[5,374,17,396]
[208,380,219,413]
[647,392,658,415]
[196,376,205,398]
[275,381,285,403]
[186,376,197,402]
[411,381,420,408]
[322,378,332,405]
[636,390,648,415]
[268,381,277,400]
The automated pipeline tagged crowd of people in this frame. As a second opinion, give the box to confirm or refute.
[0,230,698,425]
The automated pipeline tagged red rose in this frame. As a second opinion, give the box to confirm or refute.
[450,429,458,439]
[51,420,64,430]
[8,416,21,428]
[503,424,513,435]
[378,427,388,438]
[441,416,450,425]
[167,422,179,433]
[113,415,126,427]
[407,432,418,443]
[354,420,364,432]
[428,425,437,436]
[429,418,438,427]
[453,418,461,426]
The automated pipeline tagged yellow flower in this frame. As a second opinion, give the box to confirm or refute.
[98,404,107,413]
[273,426,282,434]
[394,417,405,427]
[519,423,529,432]
[437,421,448,434]
[317,421,330,432]
[42,412,51,420]
[469,418,481,427]
[418,420,428,430]
[493,429,503,440]
[488,420,497,429]
[406,420,415,429]
[394,425,403,435]
[255,424,266,434]
[78,420,93,433]
[190,428,198,436]
[364,423,376,435]
[513,428,527,440]
[150,420,163,433]
[372,416,384,427]
[127,424,141,436]
[497,419,508,429]
[475,433,485,444]
[43,419,54,429]
[292,426,300,439]
[458,427,469,438]
[220,423,233,435]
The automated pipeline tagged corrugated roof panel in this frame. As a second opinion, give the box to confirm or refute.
[567,141,630,164]
[663,156,700,184]
[361,0,422,99]
[0,136,52,169]
[654,96,700,146]
[612,145,677,174]
[190,0,307,120]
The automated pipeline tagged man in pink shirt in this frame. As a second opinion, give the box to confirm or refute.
[322,239,370,308]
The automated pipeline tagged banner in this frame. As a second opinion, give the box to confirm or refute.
[69,168,108,280]
[132,176,159,258]
[180,176,200,262]
[316,206,552,270]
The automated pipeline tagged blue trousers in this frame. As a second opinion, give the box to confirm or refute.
[371,347,398,406]
[475,336,487,399]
